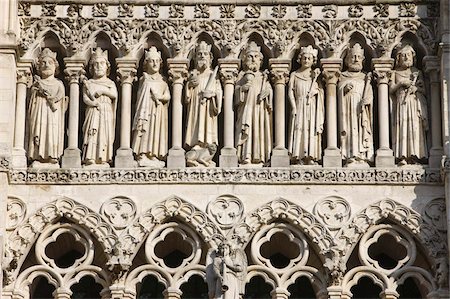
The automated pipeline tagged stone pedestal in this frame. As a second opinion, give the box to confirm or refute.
[115,148,136,168]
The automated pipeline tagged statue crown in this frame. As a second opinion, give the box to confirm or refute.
[39,48,57,61]
[91,47,108,61]
[196,41,212,53]
[145,46,162,60]
[348,43,364,56]
[245,41,261,55]
[299,45,318,58]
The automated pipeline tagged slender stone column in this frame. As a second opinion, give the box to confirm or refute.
[167,59,189,168]
[270,288,290,299]
[218,58,239,167]
[380,290,399,299]
[163,287,182,299]
[373,58,395,167]
[53,288,72,299]
[115,58,137,168]
[11,61,32,168]
[61,58,85,168]
[424,56,444,168]
[269,58,290,167]
[321,58,342,167]
[328,286,345,299]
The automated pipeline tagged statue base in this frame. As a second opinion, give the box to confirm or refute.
[167,147,186,168]
[270,148,289,167]
[428,147,444,169]
[115,148,136,168]
[375,148,395,167]
[219,147,238,167]
[61,147,81,168]
[11,148,27,168]
[322,148,342,167]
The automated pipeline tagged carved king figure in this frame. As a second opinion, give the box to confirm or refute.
[338,43,374,166]
[288,45,324,165]
[184,41,223,167]
[235,42,273,166]
[390,45,428,165]
[132,46,171,167]
[82,48,118,167]
[28,48,67,168]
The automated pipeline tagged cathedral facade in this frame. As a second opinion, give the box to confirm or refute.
[0,0,449,298]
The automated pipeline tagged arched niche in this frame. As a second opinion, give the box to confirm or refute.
[291,33,321,73]
[340,32,376,73]
[238,32,272,71]
[391,33,427,70]
[244,274,274,299]
[187,32,221,69]
[137,32,170,74]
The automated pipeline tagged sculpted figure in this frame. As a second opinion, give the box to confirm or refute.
[185,41,223,167]
[390,45,428,165]
[82,48,118,167]
[206,242,247,299]
[288,45,324,165]
[338,43,374,166]
[235,42,273,166]
[28,48,67,168]
[132,47,170,167]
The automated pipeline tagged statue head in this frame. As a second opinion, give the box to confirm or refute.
[195,41,213,71]
[89,48,110,79]
[38,48,59,78]
[297,45,318,69]
[243,42,263,72]
[345,43,365,72]
[144,46,162,74]
[396,44,416,70]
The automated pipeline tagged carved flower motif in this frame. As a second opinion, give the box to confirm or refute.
[118,3,134,18]
[93,3,108,17]
[194,4,210,18]
[399,3,416,17]
[348,5,363,18]
[169,4,184,18]
[18,3,31,16]
[41,4,56,17]
[144,4,159,18]
[373,4,389,18]
[246,4,261,18]
[322,5,337,18]
[297,4,312,18]
[67,4,82,18]
[220,4,235,18]
[271,5,287,18]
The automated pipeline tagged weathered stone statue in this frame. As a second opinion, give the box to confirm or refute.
[82,48,118,167]
[184,41,223,167]
[288,45,324,165]
[206,242,247,299]
[390,45,428,165]
[235,42,273,166]
[338,43,374,166]
[132,47,171,168]
[28,48,67,168]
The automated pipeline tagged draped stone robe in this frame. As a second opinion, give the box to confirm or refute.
[288,69,324,162]
[184,69,223,148]
[82,78,117,164]
[338,71,374,162]
[235,71,273,164]
[132,73,171,160]
[28,77,66,162]
[390,67,428,160]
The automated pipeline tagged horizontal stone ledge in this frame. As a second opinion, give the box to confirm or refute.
[8,167,442,185]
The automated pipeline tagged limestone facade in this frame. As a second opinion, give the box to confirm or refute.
[0,0,449,298]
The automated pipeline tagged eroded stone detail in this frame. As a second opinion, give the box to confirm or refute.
[207,195,244,230]
[100,196,137,230]
[314,197,351,230]
[6,197,27,231]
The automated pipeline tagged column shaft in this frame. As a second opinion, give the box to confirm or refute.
[68,81,80,148]
[378,80,390,149]
[223,82,234,149]
[274,82,286,149]
[171,81,183,149]
[120,82,132,148]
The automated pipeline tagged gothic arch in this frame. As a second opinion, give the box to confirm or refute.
[246,267,279,290]
[281,266,327,292]
[63,266,110,290]
[12,265,62,294]
[121,196,225,265]
[20,27,68,60]
[228,198,334,259]
[125,265,172,293]
[5,197,117,283]
[135,31,170,61]
[81,31,120,60]
[392,266,436,296]
[173,266,206,288]
[341,266,392,295]
[386,23,436,57]
[333,20,381,58]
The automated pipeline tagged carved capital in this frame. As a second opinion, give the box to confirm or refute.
[167,59,189,85]
[373,70,391,85]
[16,68,32,86]
[423,56,440,82]
[218,59,240,85]
[269,59,291,85]
[117,68,137,85]
[372,58,394,85]
[64,68,85,84]
[321,58,342,85]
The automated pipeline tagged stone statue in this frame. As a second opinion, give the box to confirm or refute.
[28,48,67,168]
[235,42,273,166]
[338,43,374,167]
[184,41,223,167]
[288,45,324,165]
[82,48,118,167]
[390,45,428,165]
[132,47,171,168]
[206,242,247,299]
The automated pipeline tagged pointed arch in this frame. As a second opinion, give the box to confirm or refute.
[120,196,225,265]
[333,20,380,59]
[342,266,392,295]
[13,265,63,293]
[280,265,327,292]
[385,22,436,57]
[125,265,172,294]
[64,265,111,289]
[392,266,437,296]
[21,28,68,60]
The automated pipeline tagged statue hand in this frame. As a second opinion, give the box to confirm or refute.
[344,83,353,94]
[94,91,102,98]
[242,82,252,92]
[258,89,270,103]
[409,85,417,94]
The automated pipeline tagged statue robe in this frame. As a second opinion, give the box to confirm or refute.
[28,77,66,161]
[82,78,117,163]
[132,73,170,159]
[338,71,374,162]
[184,69,222,148]
[235,71,273,164]
[288,69,324,162]
[390,68,428,160]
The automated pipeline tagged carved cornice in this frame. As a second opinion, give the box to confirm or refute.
[167,59,189,84]
[218,59,240,85]
[117,68,137,85]
[8,167,442,185]
[269,59,291,85]
[64,68,85,84]
[372,58,394,85]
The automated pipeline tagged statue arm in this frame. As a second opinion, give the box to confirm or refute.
[82,84,99,107]
[159,83,171,104]
[288,74,296,114]
[102,82,118,100]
